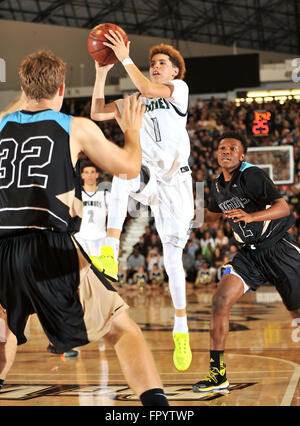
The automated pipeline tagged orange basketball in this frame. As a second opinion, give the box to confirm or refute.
[87,23,128,65]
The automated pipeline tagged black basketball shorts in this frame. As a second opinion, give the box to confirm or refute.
[230,233,300,311]
[0,230,128,352]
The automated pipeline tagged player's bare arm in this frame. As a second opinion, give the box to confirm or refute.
[0,93,25,121]
[103,30,175,99]
[225,197,291,223]
[205,209,223,224]
[72,94,144,179]
[90,61,118,121]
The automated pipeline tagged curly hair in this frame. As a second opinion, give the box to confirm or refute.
[149,44,186,80]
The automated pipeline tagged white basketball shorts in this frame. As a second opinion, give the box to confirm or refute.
[130,162,194,249]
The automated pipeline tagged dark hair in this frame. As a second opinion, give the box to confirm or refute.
[81,161,98,173]
[217,131,248,154]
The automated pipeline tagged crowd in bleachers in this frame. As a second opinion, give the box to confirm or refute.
[62,96,300,291]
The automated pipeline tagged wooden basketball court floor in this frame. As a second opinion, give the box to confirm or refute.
[0,285,299,407]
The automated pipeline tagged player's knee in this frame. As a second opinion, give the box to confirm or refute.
[164,262,182,276]
[212,292,233,315]
[105,312,142,346]
[163,245,183,273]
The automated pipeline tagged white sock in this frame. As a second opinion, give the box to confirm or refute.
[105,237,120,260]
[173,315,188,334]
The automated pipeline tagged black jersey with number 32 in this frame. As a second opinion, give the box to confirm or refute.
[0,109,82,236]
[208,162,295,245]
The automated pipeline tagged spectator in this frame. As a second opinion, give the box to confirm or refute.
[149,233,163,253]
[194,260,217,289]
[132,266,148,291]
[200,230,215,257]
[127,247,146,279]
[149,264,164,288]
[143,225,153,245]
[194,249,205,271]
[147,247,161,271]
[214,229,229,248]
[227,244,238,261]
[134,236,148,258]
[211,246,224,269]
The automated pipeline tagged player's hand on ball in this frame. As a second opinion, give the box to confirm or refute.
[94,61,114,74]
[103,30,131,62]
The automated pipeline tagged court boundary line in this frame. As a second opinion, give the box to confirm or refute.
[227,353,300,406]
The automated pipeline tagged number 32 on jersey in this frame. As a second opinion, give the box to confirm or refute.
[0,136,54,189]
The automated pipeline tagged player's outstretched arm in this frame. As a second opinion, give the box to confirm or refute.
[103,30,174,99]
[72,94,144,179]
[90,61,119,122]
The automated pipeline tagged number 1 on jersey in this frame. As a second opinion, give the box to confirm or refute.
[151,117,161,142]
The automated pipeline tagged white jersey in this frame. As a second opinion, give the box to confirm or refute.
[75,187,110,241]
[115,79,191,182]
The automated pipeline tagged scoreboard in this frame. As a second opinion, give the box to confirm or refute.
[246,110,274,137]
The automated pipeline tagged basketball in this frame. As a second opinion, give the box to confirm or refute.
[87,23,128,65]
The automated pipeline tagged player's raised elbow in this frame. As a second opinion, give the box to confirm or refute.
[90,112,104,121]
[90,111,98,121]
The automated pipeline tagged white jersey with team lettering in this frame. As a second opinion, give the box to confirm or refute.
[75,187,110,255]
[115,79,190,183]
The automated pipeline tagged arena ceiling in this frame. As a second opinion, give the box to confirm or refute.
[0,0,299,54]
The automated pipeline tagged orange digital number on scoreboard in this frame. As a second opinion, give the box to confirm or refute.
[252,119,269,135]
[250,111,273,136]
[254,111,272,121]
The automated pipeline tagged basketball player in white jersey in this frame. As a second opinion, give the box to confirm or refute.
[75,162,110,256]
[90,32,194,371]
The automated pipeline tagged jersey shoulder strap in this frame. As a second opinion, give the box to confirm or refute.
[0,110,72,134]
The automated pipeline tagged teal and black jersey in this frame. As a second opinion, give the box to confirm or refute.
[208,162,295,245]
[0,109,82,236]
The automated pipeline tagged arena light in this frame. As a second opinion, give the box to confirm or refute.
[269,90,290,96]
[235,88,300,104]
[247,89,300,98]
[246,91,269,98]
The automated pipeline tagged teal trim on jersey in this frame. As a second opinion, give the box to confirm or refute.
[0,110,72,134]
[239,161,255,172]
